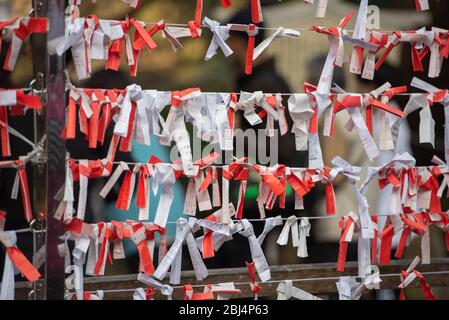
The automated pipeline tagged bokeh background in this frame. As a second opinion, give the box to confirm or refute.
[1,0,449,299]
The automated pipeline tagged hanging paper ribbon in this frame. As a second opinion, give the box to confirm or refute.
[227,24,259,75]
[399,256,436,300]
[311,12,353,110]
[0,229,41,300]
[253,27,300,61]
[337,213,358,272]
[203,17,233,61]
[153,218,208,284]
[246,261,261,300]
[3,17,48,71]
[257,215,283,245]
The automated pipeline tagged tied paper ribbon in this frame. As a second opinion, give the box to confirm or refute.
[394,211,429,262]
[0,228,41,300]
[334,94,380,161]
[152,163,176,228]
[183,153,220,217]
[195,203,237,256]
[130,224,155,275]
[189,0,203,39]
[251,164,286,218]
[349,0,369,75]
[277,280,322,300]
[288,94,314,151]
[410,77,449,159]
[336,213,359,272]
[332,156,374,241]
[196,214,232,259]
[203,17,233,61]
[153,218,208,285]
[399,256,436,300]
[227,24,259,75]
[277,216,311,258]
[137,272,174,300]
[257,215,283,245]
[3,17,48,71]
[237,219,271,282]
[253,27,300,61]
[376,28,435,74]
[364,83,407,150]
[311,12,353,110]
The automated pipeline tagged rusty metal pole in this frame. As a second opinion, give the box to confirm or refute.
[31,0,66,300]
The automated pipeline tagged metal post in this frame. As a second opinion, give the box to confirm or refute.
[31,0,66,300]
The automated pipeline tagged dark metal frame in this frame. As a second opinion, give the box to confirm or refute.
[31,0,66,300]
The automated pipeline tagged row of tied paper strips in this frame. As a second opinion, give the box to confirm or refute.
[59,152,449,299]
[57,78,449,172]
[61,206,442,300]
[67,257,437,300]
[3,78,449,175]
[87,0,432,14]
[55,0,447,79]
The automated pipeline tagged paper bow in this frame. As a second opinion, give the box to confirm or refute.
[376,28,435,74]
[257,215,283,245]
[276,215,310,258]
[195,203,237,256]
[203,17,233,61]
[153,218,208,284]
